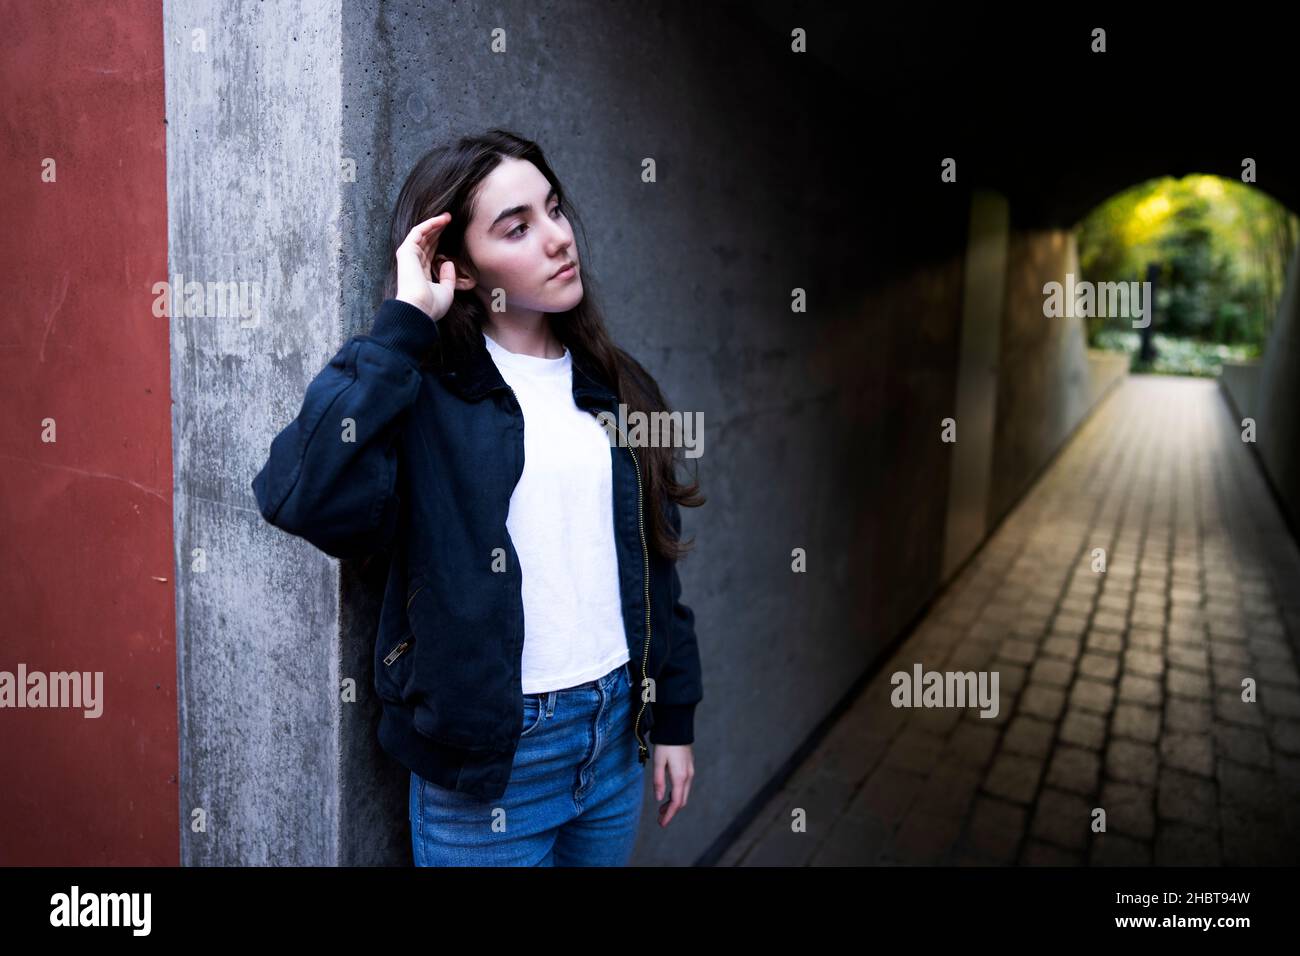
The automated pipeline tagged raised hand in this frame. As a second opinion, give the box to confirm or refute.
[395,212,457,321]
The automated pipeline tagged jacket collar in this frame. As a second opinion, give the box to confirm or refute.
[436,325,617,409]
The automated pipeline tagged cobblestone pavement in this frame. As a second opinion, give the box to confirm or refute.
[720,375,1300,866]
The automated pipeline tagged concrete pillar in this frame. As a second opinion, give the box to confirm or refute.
[987,228,1106,529]
[942,190,1009,580]
[167,0,349,865]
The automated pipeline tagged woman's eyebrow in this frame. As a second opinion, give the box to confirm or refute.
[490,186,559,229]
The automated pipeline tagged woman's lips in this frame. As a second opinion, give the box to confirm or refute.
[550,263,577,280]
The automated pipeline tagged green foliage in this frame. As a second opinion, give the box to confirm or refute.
[1077,175,1297,350]
[1093,329,1261,377]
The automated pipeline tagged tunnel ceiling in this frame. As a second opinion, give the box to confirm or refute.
[740,3,1300,227]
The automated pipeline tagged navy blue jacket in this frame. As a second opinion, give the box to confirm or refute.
[251,299,702,801]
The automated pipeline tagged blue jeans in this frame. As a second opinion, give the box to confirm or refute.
[409,660,645,866]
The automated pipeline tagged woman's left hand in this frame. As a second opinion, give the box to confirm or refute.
[653,744,694,827]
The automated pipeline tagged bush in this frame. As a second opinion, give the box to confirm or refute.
[1092,331,1260,377]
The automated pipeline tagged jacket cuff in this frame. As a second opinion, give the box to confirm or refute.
[368,298,440,359]
[649,702,696,745]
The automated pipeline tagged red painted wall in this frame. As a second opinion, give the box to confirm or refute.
[0,0,177,864]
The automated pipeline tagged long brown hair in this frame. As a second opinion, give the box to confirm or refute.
[381,129,704,562]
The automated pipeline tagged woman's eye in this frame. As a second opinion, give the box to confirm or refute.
[507,207,561,239]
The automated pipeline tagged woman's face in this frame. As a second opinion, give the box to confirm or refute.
[450,157,583,317]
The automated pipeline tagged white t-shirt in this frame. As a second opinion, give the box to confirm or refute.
[483,330,631,694]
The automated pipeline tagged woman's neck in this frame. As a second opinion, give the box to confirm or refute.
[482,314,565,359]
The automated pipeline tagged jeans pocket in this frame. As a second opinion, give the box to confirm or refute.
[519,693,545,738]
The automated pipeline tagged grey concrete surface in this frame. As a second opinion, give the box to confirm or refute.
[988,230,1112,531]
[943,190,1010,580]
[167,0,345,865]
[1087,350,1129,408]
[1220,244,1300,541]
[1220,360,1260,422]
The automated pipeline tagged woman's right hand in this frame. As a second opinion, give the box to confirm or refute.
[395,212,457,322]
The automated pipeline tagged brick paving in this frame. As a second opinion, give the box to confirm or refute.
[719,376,1300,866]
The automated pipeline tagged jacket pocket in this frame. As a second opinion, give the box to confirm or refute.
[404,580,514,752]
[374,579,425,705]
[376,630,416,704]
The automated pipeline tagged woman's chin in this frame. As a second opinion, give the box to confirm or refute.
[549,284,584,311]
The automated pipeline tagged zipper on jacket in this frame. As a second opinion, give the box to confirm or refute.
[387,586,423,666]
[602,415,653,765]
[517,383,653,764]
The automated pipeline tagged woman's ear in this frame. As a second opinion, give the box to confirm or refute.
[435,254,475,292]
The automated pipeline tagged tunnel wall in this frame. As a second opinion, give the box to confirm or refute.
[1220,361,1259,419]
[943,191,1009,580]
[1220,243,1300,537]
[986,229,1127,531]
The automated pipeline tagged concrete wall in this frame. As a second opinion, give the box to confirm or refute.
[940,201,1129,583]
[168,0,345,865]
[1219,243,1300,537]
[987,229,1126,531]
[1,0,177,865]
[1087,349,1130,409]
[1247,242,1300,532]
[1220,359,1260,420]
[943,191,1010,579]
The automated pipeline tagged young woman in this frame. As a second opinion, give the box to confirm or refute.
[252,129,704,866]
